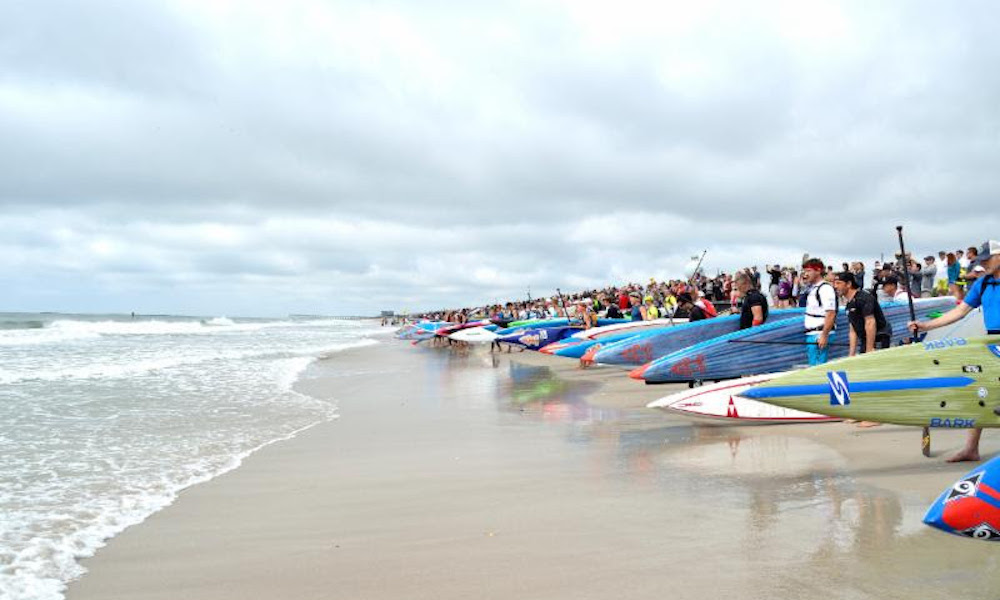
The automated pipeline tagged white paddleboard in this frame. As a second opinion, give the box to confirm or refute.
[648,374,839,425]
[569,318,688,340]
[449,326,498,343]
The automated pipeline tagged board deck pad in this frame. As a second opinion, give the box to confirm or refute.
[740,335,1000,428]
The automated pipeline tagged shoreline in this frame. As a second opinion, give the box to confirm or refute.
[67,340,1000,600]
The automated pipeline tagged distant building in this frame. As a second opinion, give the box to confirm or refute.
[380,310,394,317]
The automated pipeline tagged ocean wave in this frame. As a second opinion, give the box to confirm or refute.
[0,317,381,346]
[0,338,379,385]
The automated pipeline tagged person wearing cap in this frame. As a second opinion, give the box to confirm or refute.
[880,275,910,302]
[834,272,891,356]
[643,296,660,320]
[911,239,1000,462]
[677,293,706,321]
[801,258,838,365]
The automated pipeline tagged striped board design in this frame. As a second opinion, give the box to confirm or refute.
[648,373,840,424]
[632,298,955,383]
[568,319,686,340]
[495,325,585,351]
[592,308,805,367]
[924,455,1000,541]
[396,321,450,340]
[542,325,676,358]
[739,335,1000,428]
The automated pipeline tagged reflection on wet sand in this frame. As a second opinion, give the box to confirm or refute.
[415,346,1000,598]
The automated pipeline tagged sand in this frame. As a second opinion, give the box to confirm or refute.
[67,340,1000,600]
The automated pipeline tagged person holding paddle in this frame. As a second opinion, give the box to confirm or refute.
[911,239,1000,462]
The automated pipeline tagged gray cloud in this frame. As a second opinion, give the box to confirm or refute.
[2,0,999,315]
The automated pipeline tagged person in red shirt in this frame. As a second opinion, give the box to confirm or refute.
[618,289,630,311]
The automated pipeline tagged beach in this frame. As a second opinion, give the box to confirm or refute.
[67,340,1000,600]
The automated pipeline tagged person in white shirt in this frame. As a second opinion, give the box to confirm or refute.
[801,258,838,365]
[881,275,910,302]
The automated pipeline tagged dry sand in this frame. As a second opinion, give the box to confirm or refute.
[68,340,1000,600]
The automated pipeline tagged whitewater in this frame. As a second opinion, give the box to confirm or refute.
[0,313,384,600]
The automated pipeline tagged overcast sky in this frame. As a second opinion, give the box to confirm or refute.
[3,0,999,316]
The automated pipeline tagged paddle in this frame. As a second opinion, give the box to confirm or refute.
[897,225,931,457]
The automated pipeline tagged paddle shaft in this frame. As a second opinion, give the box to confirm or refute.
[897,225,931,457]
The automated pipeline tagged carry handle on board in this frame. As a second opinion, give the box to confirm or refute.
[897,225,931,458]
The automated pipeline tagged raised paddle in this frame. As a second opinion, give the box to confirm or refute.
[897,225,931,457]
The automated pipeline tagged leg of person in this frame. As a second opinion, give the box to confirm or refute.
[947,428,983,462]
[806,333,822,366]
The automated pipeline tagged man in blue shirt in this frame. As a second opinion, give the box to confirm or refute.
[911,239,1000,462]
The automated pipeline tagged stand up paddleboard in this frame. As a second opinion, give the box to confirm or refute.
[632,298,954,383]
[449,325,499,343]
[648,373,840,425]
[924,455,1000,541]
[740,335,1000,429]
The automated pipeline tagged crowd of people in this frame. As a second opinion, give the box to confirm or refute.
[414,243,988,327]
[401,238,1000,464]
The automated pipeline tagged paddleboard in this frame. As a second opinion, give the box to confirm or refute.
[648,373,840,424]
[495,325,584,351]
[739,334,1000,428]
[449,325,499,343]
[592,308,805,367]
[568,319,685,340]
[924,454,1000,541]
[632,298,955,383]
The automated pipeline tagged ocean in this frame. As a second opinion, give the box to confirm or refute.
[0,313,385,600]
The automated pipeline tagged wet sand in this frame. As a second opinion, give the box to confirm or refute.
[69,341,1000,600]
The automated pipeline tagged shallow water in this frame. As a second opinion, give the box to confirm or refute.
[0,313,384,600]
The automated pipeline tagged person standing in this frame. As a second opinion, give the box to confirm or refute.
[604,296,623,319]
[735,272,768,329]
[911,240,1000,462]
[907,258,923,298]
[921,256,937,298]
[643,296,660,320]
[851,262,866,291]
[801,258,838,365]
[880,275,910,302]
[767,264,782,306]
[834,272,891,355]
[628,293,645,322]
[676,293,706,321]
[946,252,963,300]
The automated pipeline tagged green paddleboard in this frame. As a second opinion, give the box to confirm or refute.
[740,336,1000,428]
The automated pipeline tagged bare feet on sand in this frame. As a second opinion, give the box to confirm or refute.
[856,421,882,428]
[946,449,981,463]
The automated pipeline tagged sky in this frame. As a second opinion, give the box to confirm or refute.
[3,0,999,317]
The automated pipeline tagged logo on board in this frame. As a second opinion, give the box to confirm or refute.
[827,371,850,406]
[989,344,1000,358]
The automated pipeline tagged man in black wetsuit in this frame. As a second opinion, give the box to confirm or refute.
[834,271,891,356]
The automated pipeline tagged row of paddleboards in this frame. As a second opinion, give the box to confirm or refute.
[396,308,1000,541]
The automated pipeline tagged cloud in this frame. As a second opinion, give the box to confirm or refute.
[2,0,999,315]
